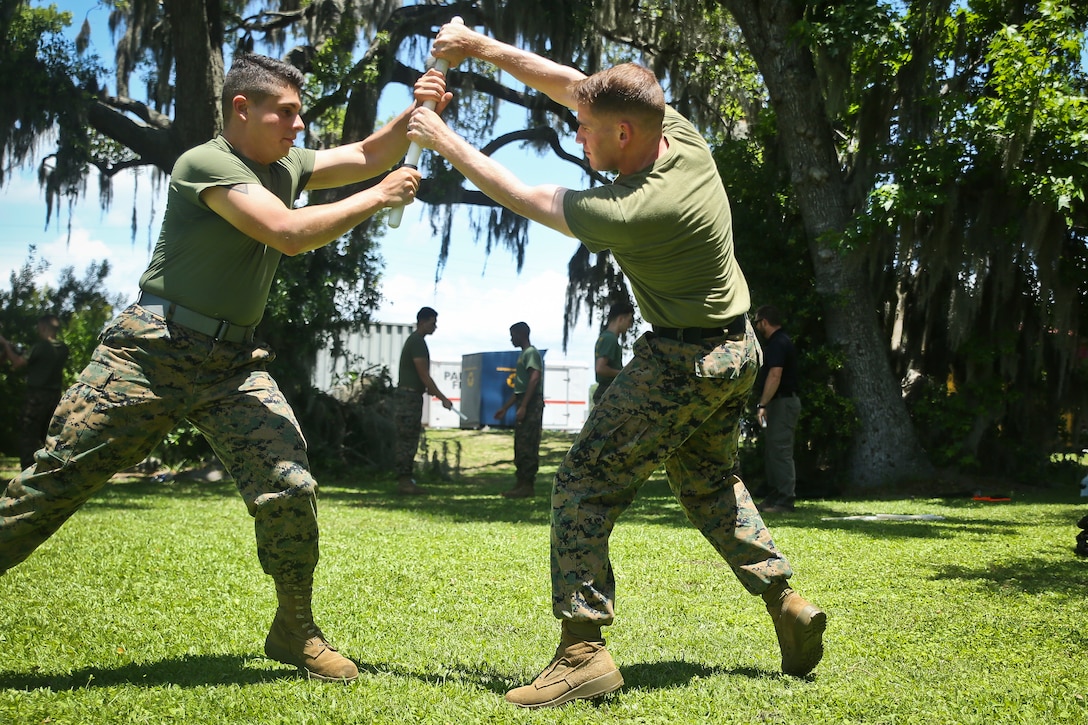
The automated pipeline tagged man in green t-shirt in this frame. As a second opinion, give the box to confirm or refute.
[409,24,826,708]
[394,306,454,495]
[0,53,452,683]
[0,314,69,470]
[593,301,634,405]
[494,321,544,498]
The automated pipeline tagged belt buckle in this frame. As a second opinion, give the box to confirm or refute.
[214,320,231,341]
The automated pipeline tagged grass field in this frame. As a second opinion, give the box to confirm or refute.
[1,428,1086,724]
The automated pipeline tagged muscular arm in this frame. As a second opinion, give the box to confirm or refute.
[595,356,621,381]
[414,357,452,408]
[201,168,419,256]
[408,107,572,236]
[432,24,586,109]
[200,70,450,256]
[759,367,783,407]
[307,69,451,189]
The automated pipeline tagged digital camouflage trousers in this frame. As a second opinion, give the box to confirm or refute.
[0,305,320,587]
[551,319,794,626]
[514,394,545,486]
[393,388,424,478]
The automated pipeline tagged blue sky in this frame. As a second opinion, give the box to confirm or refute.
[0,1,602,367]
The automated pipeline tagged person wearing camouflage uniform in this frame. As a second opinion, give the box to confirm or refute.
[0,53,448,683]
[0,314,69,470]
[494,322,544,499]
[394,306,454,495]
[410,24,827,709]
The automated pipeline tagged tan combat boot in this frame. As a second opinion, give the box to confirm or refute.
[505,621,624,708]
[763,582,826,677]
[264,581,359,682]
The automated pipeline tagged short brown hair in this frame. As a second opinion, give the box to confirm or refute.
[570,63,665,132]
[222,53,305,120]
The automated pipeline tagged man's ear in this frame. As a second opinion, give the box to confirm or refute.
[231,94,248,121]
[617,120,633,147]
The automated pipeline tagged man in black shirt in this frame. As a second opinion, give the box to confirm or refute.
[754,305,800,512]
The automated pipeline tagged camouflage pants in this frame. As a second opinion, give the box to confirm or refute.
[0,305,319,587]
[393,388,424,478]
[19,388,62,471]
[514,394,544,486]
[551,319,794,626]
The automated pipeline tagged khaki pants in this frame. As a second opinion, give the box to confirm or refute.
[763,396,801,501]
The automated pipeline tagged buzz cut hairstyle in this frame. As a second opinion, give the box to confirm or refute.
[570,63,666,132]
[510,321,530,336]
[222,53,306,119]
[417,306,438,322]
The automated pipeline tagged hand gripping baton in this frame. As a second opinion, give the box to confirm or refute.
[387,16,463,228]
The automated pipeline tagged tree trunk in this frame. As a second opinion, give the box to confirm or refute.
[722,0,932,486]
[165,0,224,149]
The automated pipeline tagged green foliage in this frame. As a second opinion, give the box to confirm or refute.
[0,248,123,456]
[150,422,215,471]
[1,2,102,220]
[716,120,857,496]
[288,361,400,475]
[783,0,1088,478]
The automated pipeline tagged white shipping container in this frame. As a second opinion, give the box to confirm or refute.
[540,362,590,431]
[425,360,465,428]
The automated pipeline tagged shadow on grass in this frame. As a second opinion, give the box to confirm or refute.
[350,658,774,697]
[619,660,778,688]
[930,555,1088,596]
[0,655,772,698]
[0,654,293,690]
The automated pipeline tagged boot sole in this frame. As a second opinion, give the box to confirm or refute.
[513,669,624,709]
[782,607,827,677]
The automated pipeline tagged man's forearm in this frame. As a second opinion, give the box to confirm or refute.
[432,130,570,234]
[473,37,586,109]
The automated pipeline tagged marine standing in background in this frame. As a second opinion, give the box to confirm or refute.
[592,301,634,405]
[494,321,544,499]
[394,306,454,495]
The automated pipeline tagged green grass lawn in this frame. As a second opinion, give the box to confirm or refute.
[1,428,1086,724]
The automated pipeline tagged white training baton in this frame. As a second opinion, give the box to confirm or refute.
[387,16,463,228]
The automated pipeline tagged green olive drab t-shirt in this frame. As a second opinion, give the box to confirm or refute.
[563,106,750,328]
[398,332,430,391]
[594,329,622,384]
[515,346,544,397]
[139,136,316,326]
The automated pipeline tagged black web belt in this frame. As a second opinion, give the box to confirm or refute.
[652,315,746,344]
[137,292,256,344]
